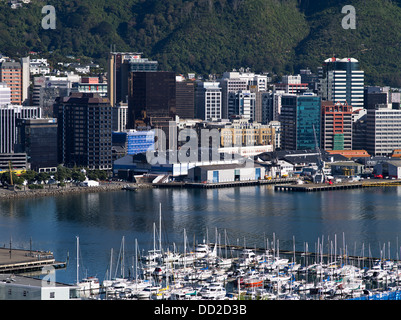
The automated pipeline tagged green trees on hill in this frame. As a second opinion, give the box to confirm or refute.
[1,0,401,86]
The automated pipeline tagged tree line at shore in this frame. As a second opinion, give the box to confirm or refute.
[0,165,108,188]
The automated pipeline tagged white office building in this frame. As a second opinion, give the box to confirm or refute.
[0,274,79,300]
[366,105,401,156]
[112,102,128,132]
[0,82,11,106]
[228,90,256,120]
[195,81,222,120]
[320,57,364,110]
[0,104,41,153]
[219,71,269,119]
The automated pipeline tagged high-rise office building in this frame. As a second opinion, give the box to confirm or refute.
[15,118,58,172]
[364,86,388,110]
[366,104,401,156]
[300,68,320,92]
[228,90,256,120]
[54,93,112,170]
[219,71,268,119]
[21,57,30,105]
[32,75,76,116]
[0,61,22,105]
[112,102,128,132]
[195,81,222,121]
[219,73,248,119]
[320,57,364,110]
[321,101,353,151]
[108,52,158,107]
[281,94,321,151]
[127,71,176,128]
[261,90,286,124]
[0,105,41,153]
[176,79,195,119]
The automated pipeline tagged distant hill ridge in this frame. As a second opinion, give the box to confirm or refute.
[1,0,401,86]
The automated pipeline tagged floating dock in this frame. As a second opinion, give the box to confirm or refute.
[0,247,66,274]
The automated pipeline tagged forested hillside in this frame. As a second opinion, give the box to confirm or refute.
[1,0,401,86]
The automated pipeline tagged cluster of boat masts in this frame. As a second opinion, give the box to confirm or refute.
[75,236,401,301]
[73,204,401,300]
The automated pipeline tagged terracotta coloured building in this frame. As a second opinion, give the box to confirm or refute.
[321,101,353,150]
[0,61,22,105]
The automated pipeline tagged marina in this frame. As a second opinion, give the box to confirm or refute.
[71,204,401,300]
[2,184,401,300]
[80,237,401,301]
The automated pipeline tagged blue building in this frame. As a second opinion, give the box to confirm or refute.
[112,130,155,156]
[281,94,321,151]
[127,130,155,155]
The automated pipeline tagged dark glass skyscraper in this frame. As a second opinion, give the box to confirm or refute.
[127,71,176,128]
[54,93,112,170]
[108,52,158,107]
[15,118,58,172]
[281,94,321,151]
[176,80,195,119]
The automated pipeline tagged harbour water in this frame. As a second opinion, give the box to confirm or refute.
[1,185,401,289]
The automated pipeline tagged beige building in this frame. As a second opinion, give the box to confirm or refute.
[219,119,275,148]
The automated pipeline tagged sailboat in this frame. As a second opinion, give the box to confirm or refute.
[75,236,100,297]
[142,204,164,265]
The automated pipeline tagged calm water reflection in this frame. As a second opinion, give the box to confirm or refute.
[1,186,401,284]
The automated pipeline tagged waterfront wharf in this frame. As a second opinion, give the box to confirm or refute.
[154,178,298,189]
[0,247,66,274]
[274,179,401,192]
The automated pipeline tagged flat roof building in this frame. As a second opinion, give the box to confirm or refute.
[108,52,158,107]
[366,105,401,156]
[176,80,195,119]
[0,274,79,300]
[54,93,113,170]
[127,71,176,128]
[280,94,321,151]
[15,118,58,172]
[0,82,11,106]
[0,104,41,154]
[0,61,22,105]
[195,81,222,121]
[320,57,364,110]
[321,101,353,151]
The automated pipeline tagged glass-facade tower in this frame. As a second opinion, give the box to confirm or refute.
[281,95,321,150]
